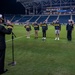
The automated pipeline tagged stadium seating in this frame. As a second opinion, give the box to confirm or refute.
[48,15,58,23]
[37,16,48,23]
[4,14,75,24]
[59,15,70,23]
[29,16,39,22]
[72,15,75,22]
[12,15,22,22]
[19,16,32,22]
[4,14,14,21]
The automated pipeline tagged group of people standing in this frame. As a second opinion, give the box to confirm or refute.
[24,20,48,40]
[24,19,74,41]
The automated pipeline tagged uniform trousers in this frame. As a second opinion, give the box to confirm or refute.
[42,30,46,37]
[67,30,72,41]
[0,49,5,73]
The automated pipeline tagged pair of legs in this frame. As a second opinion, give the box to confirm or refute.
[67,30,72,41]
[0,49,8,74]
[34,30,38,39]
[26,31,30,38]
[55,30,60,40]
[42,30,46,39]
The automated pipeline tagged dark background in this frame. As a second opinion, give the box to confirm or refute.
[0,0,25,14]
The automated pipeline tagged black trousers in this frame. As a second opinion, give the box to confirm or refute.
[0,49,5,73]
[67,30,72,41]
[42,30,46,37]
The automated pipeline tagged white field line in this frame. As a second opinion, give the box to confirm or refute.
[6,35,25,42]
[6,31,40,42]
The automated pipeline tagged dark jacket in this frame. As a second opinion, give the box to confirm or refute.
[0,24,12,49]
[53,22,61,30]
[41,23,48,30]
[33,24,39,30]
[66,23,74,31]
[24,25,31,31]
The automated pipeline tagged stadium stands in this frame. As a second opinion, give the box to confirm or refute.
[29,16,39,23]
[4,14,75,24]
[72,15,75,22]
[19,16,32,22]
[59,15,70,23]
[4,0,75,24]
[37,16,48,23]
[4,14,14,21]
[48,15,58,23]
[12,15,22,22]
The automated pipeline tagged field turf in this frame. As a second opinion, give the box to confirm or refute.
[3,25,75,75]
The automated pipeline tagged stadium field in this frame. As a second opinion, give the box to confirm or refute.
[3,25,75,75]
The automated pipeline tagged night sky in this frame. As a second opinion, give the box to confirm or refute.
[0,0,25,14]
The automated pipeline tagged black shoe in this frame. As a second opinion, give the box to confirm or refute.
[68,39,71,41]
[0,69,8,74]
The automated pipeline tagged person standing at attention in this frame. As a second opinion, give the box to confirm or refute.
[66,19,74,41]
[40,20,48,40]
[52,20,61,40]
[24,22,31,38]
[32,22,39,39]
[0,14,13,74]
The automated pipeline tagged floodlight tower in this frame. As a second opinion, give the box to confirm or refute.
[17,0,34,14]
[16,0,41,15]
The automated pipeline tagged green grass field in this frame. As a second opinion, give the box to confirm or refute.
[3,25,75,75]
